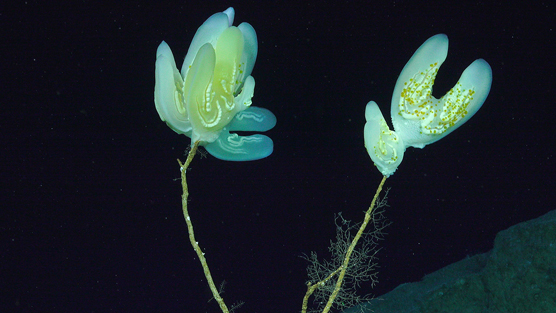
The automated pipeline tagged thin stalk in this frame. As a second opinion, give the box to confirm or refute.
[178,141,230,313]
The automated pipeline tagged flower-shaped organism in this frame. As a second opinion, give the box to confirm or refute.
[364,34,492,176]
[155,7,276,161]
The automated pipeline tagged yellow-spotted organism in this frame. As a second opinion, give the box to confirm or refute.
[364,34,492,176]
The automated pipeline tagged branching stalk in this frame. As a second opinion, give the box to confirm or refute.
[302,175,388,313]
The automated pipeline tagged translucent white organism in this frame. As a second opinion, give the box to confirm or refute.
[364,34,492,176]
[155,7,276,161]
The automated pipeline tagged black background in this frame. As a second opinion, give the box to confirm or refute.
[2,1,555,312]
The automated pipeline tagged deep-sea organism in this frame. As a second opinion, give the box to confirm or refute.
[155,7,276,161]
[364,34,492,176]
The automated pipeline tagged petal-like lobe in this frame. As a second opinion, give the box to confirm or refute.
[227,107,276,132]
[184,43,218,142]
[236,22,258,92]
[391,34,448,148]
[181,11,231,78]
[154,41,192,135]
[391,34,492,148]
[205,132,274,161]
[364,101,405,177]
